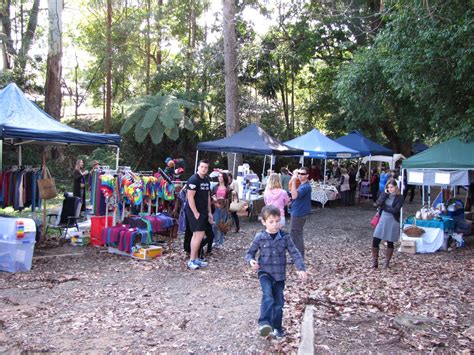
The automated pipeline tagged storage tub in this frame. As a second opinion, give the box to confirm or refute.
[0,240,35,272]
[0,217,36,243]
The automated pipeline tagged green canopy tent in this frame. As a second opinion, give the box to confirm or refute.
[400,138,474,232]
[403,138,474,170]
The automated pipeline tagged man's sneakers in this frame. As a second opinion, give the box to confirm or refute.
[187,260,200,270]
[187,259,209,270]
[259,324,272,337]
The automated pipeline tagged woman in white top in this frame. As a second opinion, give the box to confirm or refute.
[339,167,350,206]
[263,173,290,226]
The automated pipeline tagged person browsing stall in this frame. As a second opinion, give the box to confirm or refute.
[245,205,307,338]
[372,179,404,269]
[289,166,312,259]
[73,159,89,212]
[264,173,290,227]
[185,160,213,270]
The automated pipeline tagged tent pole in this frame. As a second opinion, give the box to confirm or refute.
[194,150,199,173]
[400,168,405,235]
[18,144,22,166]
[232,153,236,176]
[115,147,120,170]
[0,139,3,173]
[262,155,266,178]
[368,154,372,181]
[270,155,274,174]
[323,159,327,185]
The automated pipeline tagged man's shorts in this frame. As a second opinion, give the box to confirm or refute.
[185,209,208,232]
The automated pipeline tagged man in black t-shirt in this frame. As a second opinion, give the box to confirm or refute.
[185,160,213,270]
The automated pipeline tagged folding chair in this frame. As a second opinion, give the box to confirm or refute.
[45,193,83,238]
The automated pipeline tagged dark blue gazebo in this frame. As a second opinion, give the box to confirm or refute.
[335,130,392,157]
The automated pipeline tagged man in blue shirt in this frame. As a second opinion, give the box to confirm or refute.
[289,166,312,259]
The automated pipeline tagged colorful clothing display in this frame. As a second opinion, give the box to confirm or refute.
[0,168,42,211]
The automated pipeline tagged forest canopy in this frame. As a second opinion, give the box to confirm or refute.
[1,0,473,171]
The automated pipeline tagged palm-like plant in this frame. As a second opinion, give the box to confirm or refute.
[120,93,194,144]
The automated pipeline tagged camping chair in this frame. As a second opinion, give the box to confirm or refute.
[45,193,83,239]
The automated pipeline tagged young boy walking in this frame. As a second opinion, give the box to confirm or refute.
[245,205,307,337]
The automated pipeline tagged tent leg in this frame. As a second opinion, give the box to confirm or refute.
[0,139,3,173]
[194,150,199,173]
[18,145,22,166]
[323,159,327,185]
[115,147,120,170]
[270,155,274,174]
[262,155,266,178]
[232,153,236,176]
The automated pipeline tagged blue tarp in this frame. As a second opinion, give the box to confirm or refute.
[0,83,121,146]
[335,130,392,156]
[197,124,303,156]
[283,128,360,159]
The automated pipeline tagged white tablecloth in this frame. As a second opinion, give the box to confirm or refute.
[401,226,444,253]
[311,185,339,206]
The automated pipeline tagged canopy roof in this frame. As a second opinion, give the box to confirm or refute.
[403,138,474,169]
[0,83,121,146]
[197,124,303,156]
[284,128,359,159]
[362,154,406,170]
[335,130,392,156]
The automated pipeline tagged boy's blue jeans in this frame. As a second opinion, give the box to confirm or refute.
[258,271,285,332]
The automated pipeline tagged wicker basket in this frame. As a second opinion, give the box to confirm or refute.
[403,225,425,238]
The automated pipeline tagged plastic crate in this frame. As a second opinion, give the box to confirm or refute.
[0,240,35,272]
[0,217,36,243]
[90,216,113,246]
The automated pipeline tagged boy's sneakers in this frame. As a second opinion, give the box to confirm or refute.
[187,260,200,270]
[259,324,272,337]
[272,329,285,338]
[195,258,208,267]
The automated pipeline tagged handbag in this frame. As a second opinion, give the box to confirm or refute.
[370,211,381,228]
[217,220,231,234]
[38,166,57,200]
[229,199,246,213]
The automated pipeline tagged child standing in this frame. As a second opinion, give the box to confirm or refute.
[245,205,307,337]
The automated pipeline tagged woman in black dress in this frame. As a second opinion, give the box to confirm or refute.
[73,159,89,212]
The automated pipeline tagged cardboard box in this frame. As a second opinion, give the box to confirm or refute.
[400,240,416,254]
[132,245,162,260]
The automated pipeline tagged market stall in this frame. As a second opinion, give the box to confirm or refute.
[400,138,474,253]
[284,128,359,206]
[196,123,303,211]
[0,83,123,270]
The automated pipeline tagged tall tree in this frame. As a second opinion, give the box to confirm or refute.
[104,0,112,133]
[223,0,240,173]
[0,0,13,70]
[44,0,63,120]
[16,0,40,72]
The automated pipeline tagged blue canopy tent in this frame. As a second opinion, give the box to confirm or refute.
[335,130,393,181]
[196,123,303,174]
[334,130,393,157]
[283,128,359,184]
[0,83,121,169]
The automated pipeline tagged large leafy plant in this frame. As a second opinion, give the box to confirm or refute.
[120,93,194,144]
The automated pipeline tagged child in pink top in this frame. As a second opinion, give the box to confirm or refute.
[264,173,290,226]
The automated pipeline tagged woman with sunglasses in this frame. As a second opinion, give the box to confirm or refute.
[288,166,312,259]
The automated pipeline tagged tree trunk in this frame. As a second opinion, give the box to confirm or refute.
[105,0,112,133]
[223,0,241,174]
[44,0,63,121]
[155,0,163,78]
[0,0,14,69]
[145,0,151,94]
[17,0,40,72]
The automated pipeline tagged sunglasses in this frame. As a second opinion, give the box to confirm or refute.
[298,172,308,175]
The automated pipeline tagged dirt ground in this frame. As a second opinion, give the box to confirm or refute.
[0,196,473,353]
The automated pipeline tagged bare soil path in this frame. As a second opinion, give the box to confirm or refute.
[0,198,472,353]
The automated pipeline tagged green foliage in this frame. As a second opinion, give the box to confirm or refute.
[334,0,474,148]
[121,93,194,144]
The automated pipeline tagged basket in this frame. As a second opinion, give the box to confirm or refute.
[403,225,425,238]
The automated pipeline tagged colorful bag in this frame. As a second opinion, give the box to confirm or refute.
[370,211,380,228]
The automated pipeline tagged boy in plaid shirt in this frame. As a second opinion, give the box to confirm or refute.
[245,205,307,338]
